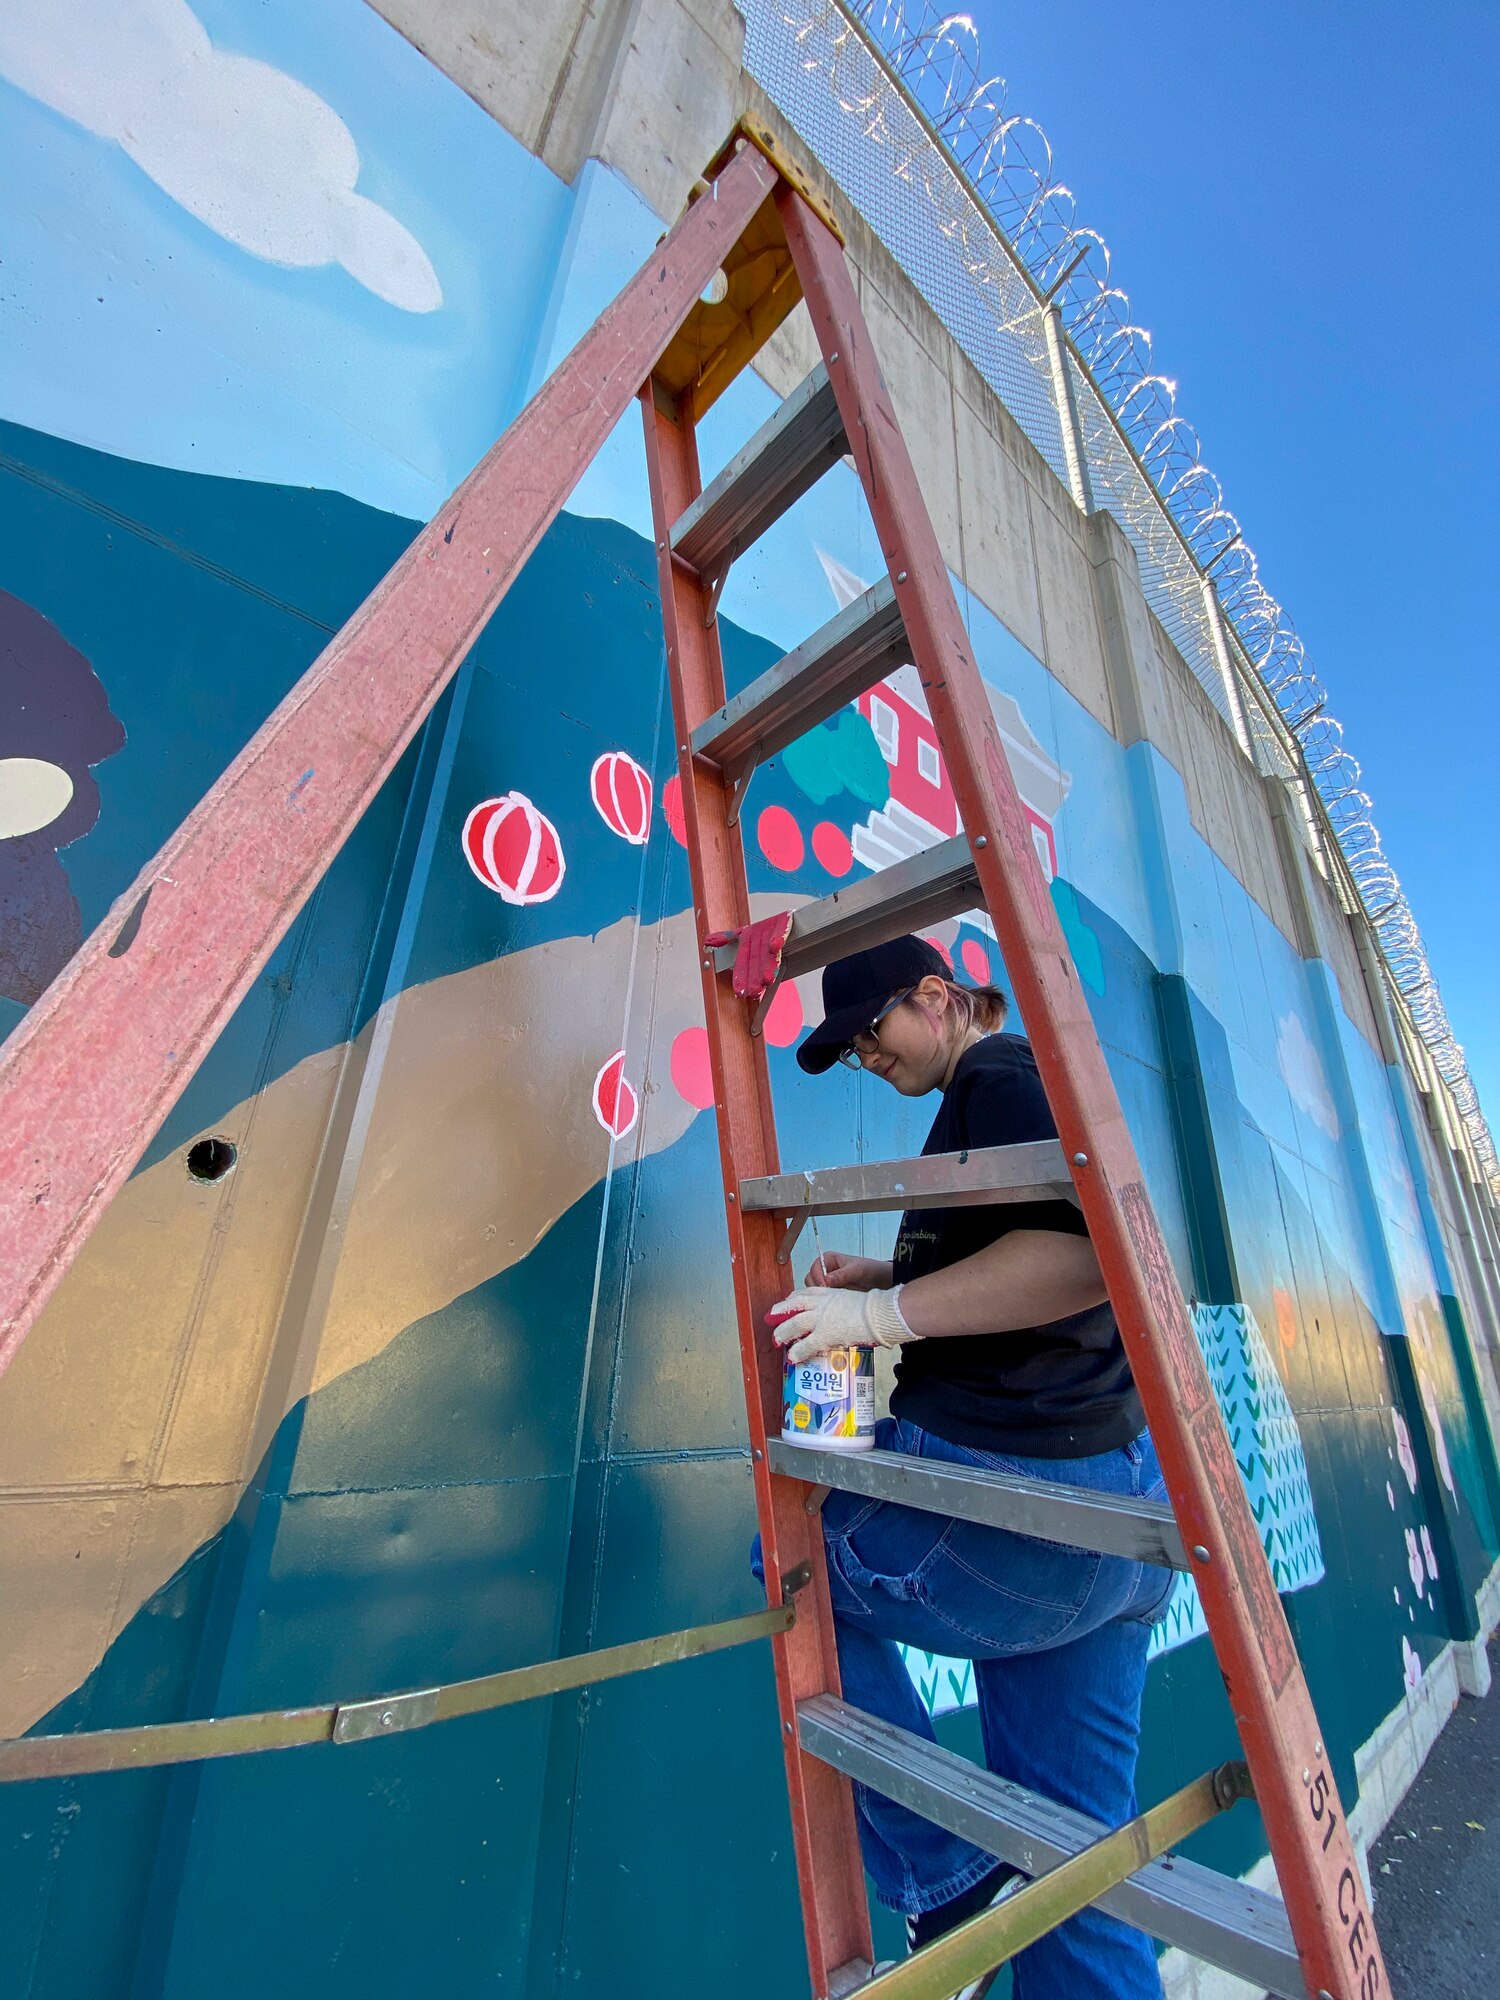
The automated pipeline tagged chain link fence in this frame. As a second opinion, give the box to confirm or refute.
[743,0,1068,481]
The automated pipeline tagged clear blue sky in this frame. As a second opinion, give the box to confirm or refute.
[968,1,1499,1137]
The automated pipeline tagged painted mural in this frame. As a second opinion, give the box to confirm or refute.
[1,1,1497,1996]
[0,592,125,1003]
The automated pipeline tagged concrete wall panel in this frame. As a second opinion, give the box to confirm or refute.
[371,0,596,156]
[594,0,748,217]
[953,383,1047,659]
[1026,482,1115,730]
[855,261,966,575]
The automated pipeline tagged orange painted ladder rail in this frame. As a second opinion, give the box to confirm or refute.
[0,127,1383,2000]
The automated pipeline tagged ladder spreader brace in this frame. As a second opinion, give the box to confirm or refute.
[0,123,1383,2000]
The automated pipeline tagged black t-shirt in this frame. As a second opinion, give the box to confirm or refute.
[889,1034,1144,1458]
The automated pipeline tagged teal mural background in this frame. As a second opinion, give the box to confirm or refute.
[2,405,1496,1995]
[2,0,1498,1994]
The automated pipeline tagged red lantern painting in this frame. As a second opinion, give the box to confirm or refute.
[593,1050,639,1140]
[591,751,652,846]
[462,792,566,904]
[661,774,687,847]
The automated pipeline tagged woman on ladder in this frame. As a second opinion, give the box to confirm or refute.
[770,934,1175,2000]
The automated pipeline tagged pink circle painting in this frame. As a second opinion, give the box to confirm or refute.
[762,980,805,1048]
[670,1027,716,1109]
[960,938,991,984]
[592,1050,639,1139]
[591,751,652,845]
[757,804,804,872]
[463,793,566,904]
[661,775,687,847]
[924,934,953,970]
[811,821,853,877]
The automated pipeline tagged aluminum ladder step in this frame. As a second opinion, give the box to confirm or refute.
[692,576,908,773]
[740,1141,1078,1221]
[767,1441,1188,1570]
[710,834,979,985]
[798,1697,1301,1999]
[671,363,846,579]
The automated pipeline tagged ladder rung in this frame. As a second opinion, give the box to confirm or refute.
[692,577,908,772]
[671,364,846,577]
[767,1442,1188,1571]
[711,835,979,984]
[797,1698,1300,2000]
[740,1142,1077,1220]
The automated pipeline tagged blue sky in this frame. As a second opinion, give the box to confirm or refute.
[968,0,1500,1136]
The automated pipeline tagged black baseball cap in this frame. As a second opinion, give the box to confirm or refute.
[796,935,950,1075]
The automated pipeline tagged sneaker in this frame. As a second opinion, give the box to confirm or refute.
[905,1862,1022,2000]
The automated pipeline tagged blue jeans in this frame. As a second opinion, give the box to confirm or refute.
[808,1417,1173,2000]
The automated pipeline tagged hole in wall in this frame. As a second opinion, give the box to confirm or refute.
[185,1137,237,1185]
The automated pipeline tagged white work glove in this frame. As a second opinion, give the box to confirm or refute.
[769,1285,916,1366]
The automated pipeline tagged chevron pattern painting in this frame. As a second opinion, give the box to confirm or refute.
[1146,1302,1325,1660]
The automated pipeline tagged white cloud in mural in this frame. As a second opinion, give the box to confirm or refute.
[1276,1011,1341,1142]
[0,0,441,313]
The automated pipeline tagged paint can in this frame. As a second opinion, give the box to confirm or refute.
[781,1346,876,1451]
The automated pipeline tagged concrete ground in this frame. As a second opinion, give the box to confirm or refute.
[1369,1636,1500,1996]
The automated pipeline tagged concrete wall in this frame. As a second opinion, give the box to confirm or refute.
[1,1,1498,1996]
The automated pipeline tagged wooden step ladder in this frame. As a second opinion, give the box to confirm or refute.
[0,125,1385,2000]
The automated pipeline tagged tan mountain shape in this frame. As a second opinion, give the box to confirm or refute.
[0,894,811,1736]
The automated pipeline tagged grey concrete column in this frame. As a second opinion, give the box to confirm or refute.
[1043,305,1095,516]
[1467,1165,1500,1330]
[1347,903,1403,1066]
[1199,577,1255,761]
[1416,1072,1500,1432]
[1354,926,1500,1346]
[1473,1168,1500,1268]
[1087,508,1173,754]
[1259,772,1322,963]
[1415,1038,1500,1341]
[1440,1143,1500,1352]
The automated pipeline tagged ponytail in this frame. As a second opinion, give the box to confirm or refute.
[942,977,1008,1036]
